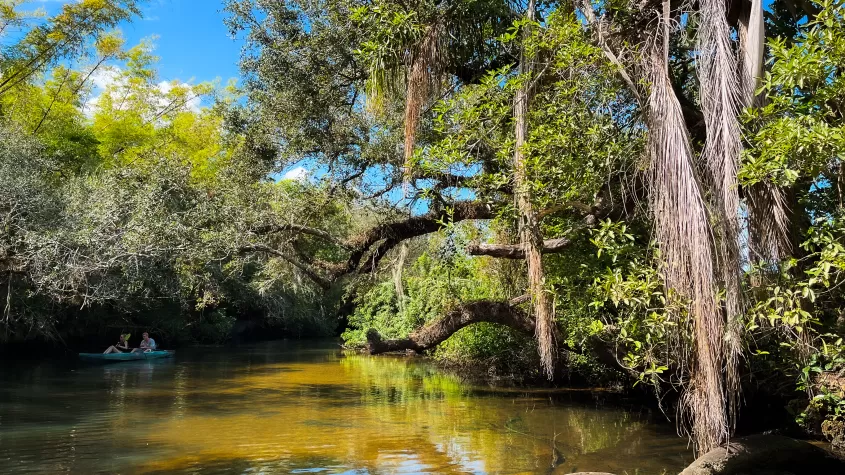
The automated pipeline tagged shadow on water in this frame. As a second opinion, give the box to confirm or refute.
[0,340,693,474]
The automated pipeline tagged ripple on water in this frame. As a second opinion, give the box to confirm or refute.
[0,341,693,474]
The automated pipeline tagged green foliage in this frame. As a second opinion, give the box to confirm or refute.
[0,131,341,341]
[746,215,845,406]
[341,228,548,374]
[738,0,845,441]
[224,0,381,175]
[351,2,423,113]
[574,221,676,387]
[343,239,502,346]
[741,0,845,189]
[524,11,640,210]
[417,10,638,217]
[2,0,845,456]
[0,0,142,97]
[0,5,350,343]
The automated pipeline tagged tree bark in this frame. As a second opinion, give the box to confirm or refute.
[243,183,631,291]
[251,223,352,249]
[341,201,493,276]
[238,244,334,290]
[365,300,535,354]
[512,0,556,378]
[466,237,573,259]
[240,201,493,288]
[364,297,632,377]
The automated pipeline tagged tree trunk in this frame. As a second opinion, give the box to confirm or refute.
[513,0,556,378]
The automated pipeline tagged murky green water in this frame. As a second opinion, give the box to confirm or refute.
[0,341,693,474]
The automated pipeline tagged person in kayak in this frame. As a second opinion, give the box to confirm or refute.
[103,333,131,354]
[132,332,157,353]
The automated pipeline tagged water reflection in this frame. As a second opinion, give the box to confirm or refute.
[0,341,692,474]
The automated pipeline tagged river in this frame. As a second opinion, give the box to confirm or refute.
[0,341,693,474]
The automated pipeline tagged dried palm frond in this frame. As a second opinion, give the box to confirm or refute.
[739,0,792,263]
[511,0,555,378]
[403,24,442,190]
[645,0,727,454]
[392,242,408,312]
[696,0,745,431]
[747,182,792,262]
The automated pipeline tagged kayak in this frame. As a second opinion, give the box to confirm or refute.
[78,350,175,363]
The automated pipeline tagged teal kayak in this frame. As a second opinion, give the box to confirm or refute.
[78,350,174,363]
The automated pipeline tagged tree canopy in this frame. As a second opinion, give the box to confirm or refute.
[2,0,845,456]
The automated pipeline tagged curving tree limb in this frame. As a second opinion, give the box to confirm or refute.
[337,201,493,277]
[364,298,631,376]
[238,244,333,290]
[365,300,534,354]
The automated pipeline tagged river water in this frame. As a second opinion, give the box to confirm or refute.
[0,341,693,474]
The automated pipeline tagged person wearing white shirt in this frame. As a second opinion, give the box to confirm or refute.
[132,332,157,353]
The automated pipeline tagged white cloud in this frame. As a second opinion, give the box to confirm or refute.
[83,66,123,116]
[157,80,202,113]
[83,66,203,116]
[90,66,121,90]
[281,166,308,181]
[83,96,99,116]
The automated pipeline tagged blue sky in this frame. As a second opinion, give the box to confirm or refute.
[38,0,243,86]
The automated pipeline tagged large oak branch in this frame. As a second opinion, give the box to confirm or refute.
[466,237,573,259]
[238,244,333,290]
[337,201,493,277]
[240,201,494,287]
[241,189,634,289]
[251,223,350,249]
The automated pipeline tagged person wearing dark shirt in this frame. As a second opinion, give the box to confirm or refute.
[103,334,130,354]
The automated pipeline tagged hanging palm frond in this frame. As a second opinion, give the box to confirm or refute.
[645,0,727,453]
[392,242,408,312]
[747,182,792,262]
[696,0,745,430]
[511,0,555,378]
[402,23,442,190]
